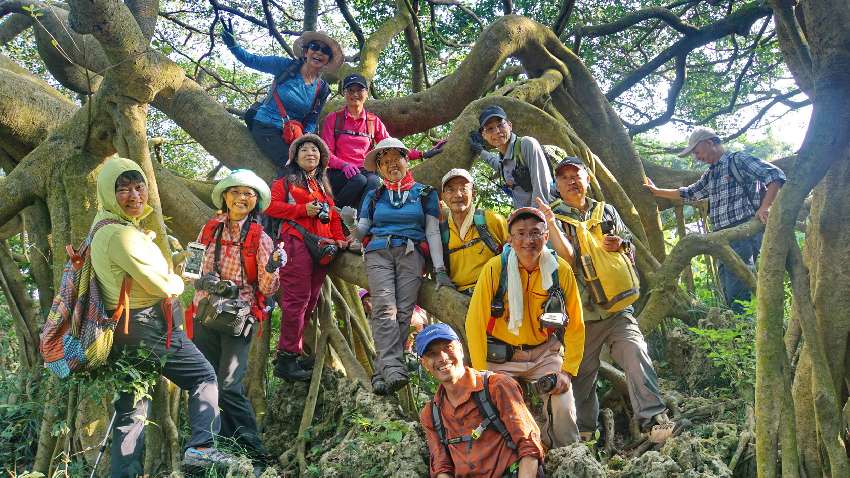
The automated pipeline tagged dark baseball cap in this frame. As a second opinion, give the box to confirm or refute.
[554,156,586,174]
[414,323,460,357]
[342,73,368,90]
[478,105,508,129]
[507,207,548,230]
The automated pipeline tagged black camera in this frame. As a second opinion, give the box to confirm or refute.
[532,373,558,395]
[315,201,330,224]
[195,273,239,299]
[600,220,615,236]
[511,164,533,192]
[540,288,568,330]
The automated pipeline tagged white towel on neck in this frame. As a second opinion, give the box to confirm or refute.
[450,209,476,241]
[506,247,560,335]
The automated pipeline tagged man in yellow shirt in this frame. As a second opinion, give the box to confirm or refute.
[466,207,585,447]
[439,168,509,293]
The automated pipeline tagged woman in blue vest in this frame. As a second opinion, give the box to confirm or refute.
[351,138,453,395]
[222,21,341,173]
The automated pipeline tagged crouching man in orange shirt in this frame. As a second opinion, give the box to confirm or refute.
[417,324,545,477]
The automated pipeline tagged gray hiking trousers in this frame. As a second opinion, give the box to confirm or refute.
[109,300,220,478]
[193,320,266,456]
[572,312,666,432]
[365,245,424,381]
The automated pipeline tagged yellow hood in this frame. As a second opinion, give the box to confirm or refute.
[94,157,153,226]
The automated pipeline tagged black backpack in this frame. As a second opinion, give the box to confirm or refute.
[429,371,545,478]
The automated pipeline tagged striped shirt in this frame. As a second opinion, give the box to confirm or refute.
[679,151,786,230]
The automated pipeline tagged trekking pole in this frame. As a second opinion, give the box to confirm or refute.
[89,410,117,478]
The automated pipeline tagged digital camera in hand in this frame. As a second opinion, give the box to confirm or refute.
[600,220,615,235]
[195,273,239,299]
[532,373,558,395]
[315,201,331,224]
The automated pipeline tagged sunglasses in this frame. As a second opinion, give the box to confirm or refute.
[306,41,333,58]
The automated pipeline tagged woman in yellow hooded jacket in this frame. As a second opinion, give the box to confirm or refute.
[90,157,236,476]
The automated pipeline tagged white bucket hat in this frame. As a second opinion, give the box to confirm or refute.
[212,169,271,212]
[364,138,409,173]
[294,31,344,73]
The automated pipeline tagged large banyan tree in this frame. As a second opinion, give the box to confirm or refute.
[0,0,847,476]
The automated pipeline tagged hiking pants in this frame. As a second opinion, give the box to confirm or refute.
[488,335,580,448]
[365,245,424,381]
[109,301,219,478]
[277,233,327,354]
[327,168,381,212]
[250,121,290,176]
[193,320,266,456]
[572,313,666,432]
[719,231,763,313]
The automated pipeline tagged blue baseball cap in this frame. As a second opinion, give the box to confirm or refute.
[414,323,460,357]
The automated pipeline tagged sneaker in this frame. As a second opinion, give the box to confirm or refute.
[182,447,240,471]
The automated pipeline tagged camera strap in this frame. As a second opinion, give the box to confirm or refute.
[212,219,253,286]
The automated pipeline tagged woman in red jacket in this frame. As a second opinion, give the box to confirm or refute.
[266,134,347,381]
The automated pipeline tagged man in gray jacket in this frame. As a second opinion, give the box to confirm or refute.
[470,105,554,208]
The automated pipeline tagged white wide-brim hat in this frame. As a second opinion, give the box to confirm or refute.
[364,137,409,173]
[212,169,272,212]
[294,31,344,73]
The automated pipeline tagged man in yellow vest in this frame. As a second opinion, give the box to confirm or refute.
[466,207,585,447]
[439,168,509,294]
[539,156,674,444]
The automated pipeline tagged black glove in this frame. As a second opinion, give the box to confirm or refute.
[422,140,446,159]
[469,131,485,155]
[221,18,237,48]
[265,246,285,272]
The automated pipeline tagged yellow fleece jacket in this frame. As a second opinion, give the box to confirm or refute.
[90,157,184,309]
[465,253,585,375]
[445,209,509,291]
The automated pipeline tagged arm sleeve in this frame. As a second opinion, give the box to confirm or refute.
[328,200,346,240]
[679,171,710,202]
[257,232,280,296]
[520,137,554,204]
[489,375,546,461]
[109,230,184,298]
[558,262,585,375]
[480,150,501,171]
[466,260,498,370]
[425,215,445,270]
[419,404,455,476]
[228,45,293,75]
[265,179,307,219]
[739,153,787,186]
[321,112,346,170]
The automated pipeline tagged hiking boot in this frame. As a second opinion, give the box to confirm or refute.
[386,373,409,394]
[645,412,675,444]
[182,447,239,472]
[297,354,315,371]
[274,351,312,382]
[371,374,389,396]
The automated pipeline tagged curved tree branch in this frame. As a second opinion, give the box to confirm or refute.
[0,11,29,44]
[625,52,687,135]
[335,0,365,52]
[552,0,575,37]
[261,0,295,59]
[605,3,771,101]
[573,6,699,39]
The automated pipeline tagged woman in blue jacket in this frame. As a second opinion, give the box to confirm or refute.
[222,21,342,173]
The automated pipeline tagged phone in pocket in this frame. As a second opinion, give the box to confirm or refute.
[182,242,206,280]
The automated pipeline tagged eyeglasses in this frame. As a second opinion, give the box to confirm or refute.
[227,190,257,199]
[306,41,333,57]
[511,230,545,242]
[482,120,509,135]
[344,85,366,95]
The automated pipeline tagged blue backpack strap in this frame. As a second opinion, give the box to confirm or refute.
[473,209,502,255]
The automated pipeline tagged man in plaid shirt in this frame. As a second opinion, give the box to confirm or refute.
[645,127,785,312]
